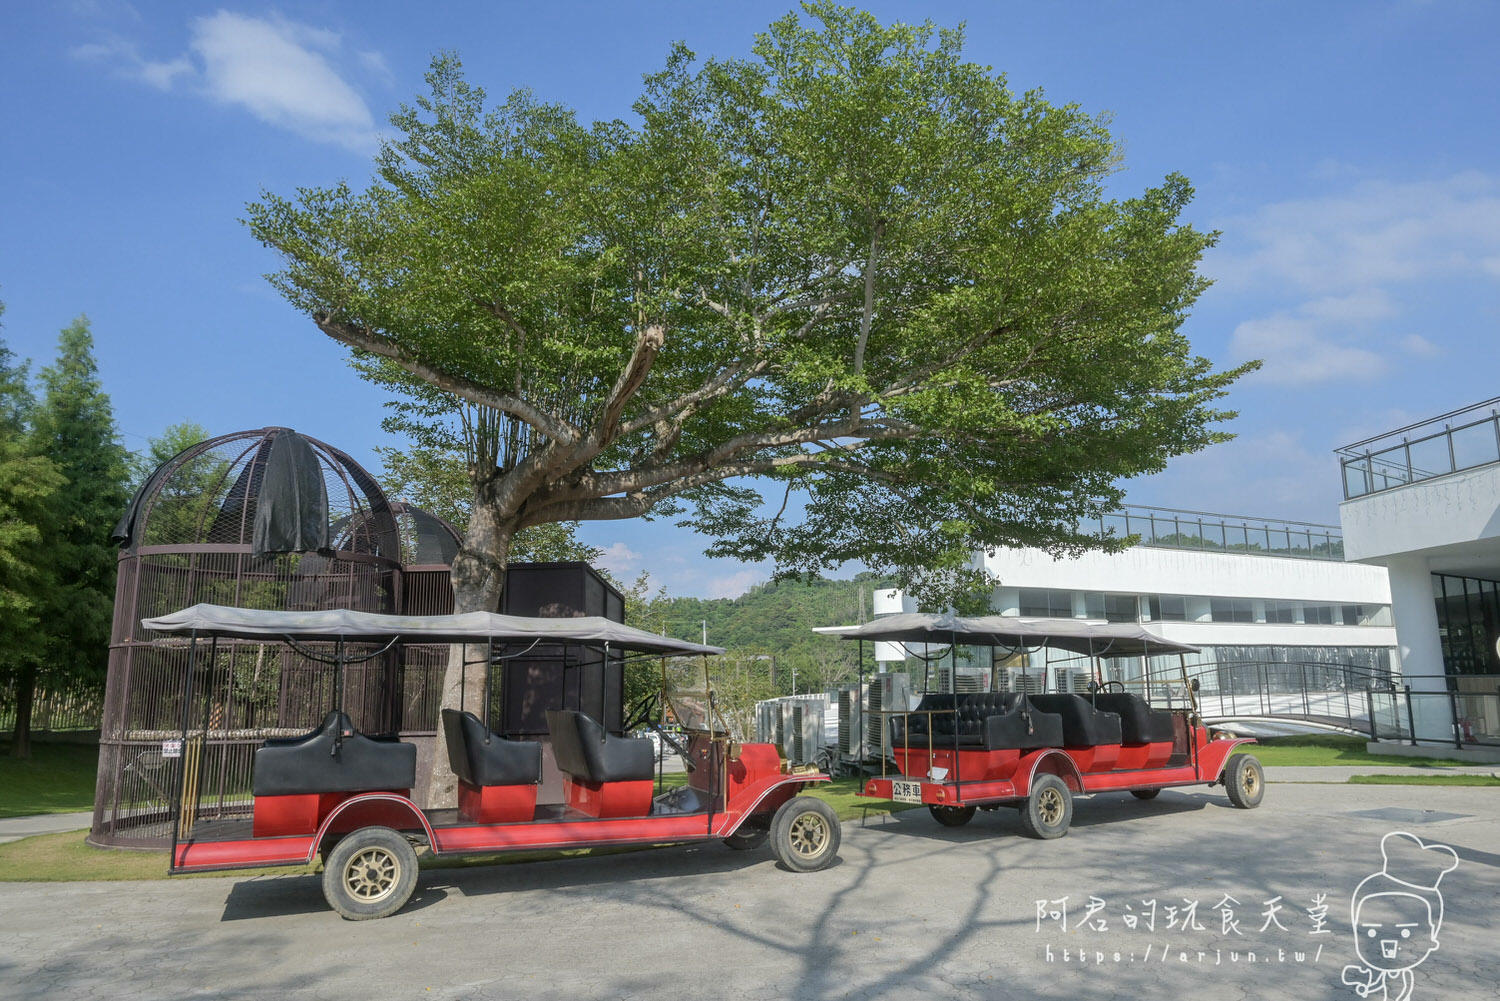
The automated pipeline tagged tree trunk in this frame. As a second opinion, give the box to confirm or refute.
[9,665,36,759]
[423,501,515,807]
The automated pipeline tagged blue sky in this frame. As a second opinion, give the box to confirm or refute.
[3,1,1498,597]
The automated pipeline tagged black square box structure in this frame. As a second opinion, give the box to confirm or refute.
[494,562,627,738]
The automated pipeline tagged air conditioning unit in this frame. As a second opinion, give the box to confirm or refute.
[836,684,863,758]
[1057,669,1095,694]
[997,667,1045,695]
[780,701,825,766]
[865,672,914,761]
[933,666,988,694]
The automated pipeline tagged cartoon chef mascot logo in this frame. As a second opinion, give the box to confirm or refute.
[1341,831,1459,1000]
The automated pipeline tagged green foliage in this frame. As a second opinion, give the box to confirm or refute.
[247,3,1250,610]
[27,317,130,713]
[0,312,64,724]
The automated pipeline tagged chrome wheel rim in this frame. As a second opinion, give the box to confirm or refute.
[1036,787,1064,826]
[344,846,400,903]
[788,813,829,859]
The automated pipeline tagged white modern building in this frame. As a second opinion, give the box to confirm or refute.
[1337,396,1500,749]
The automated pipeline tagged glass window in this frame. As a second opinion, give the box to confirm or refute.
[1210,598,1254,623]
[1019,588,1073,618]
[1149,594,1187,621]
[1265,600,1296,624]
[1103,593,1139,623]
[1303,604,1335,625]
[1084,592,1105,619]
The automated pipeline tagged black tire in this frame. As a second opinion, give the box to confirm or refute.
[769,796,841,872]
[321,826,419,921]
[928,804,977,827]
[1019,774,1073,840]
[724,818,771,851]
[1130,788,1161,801]
[1224,753,1265,809]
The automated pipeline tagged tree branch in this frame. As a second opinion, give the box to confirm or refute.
[315,314,582,445]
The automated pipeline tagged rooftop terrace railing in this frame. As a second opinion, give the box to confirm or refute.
[1337,396,1500,499]
[1096,504,1345,561]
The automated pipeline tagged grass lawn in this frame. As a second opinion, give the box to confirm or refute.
[1347,773,1500,787]
[0,771,906,883]
[1229,734,1475,769]
[0,742,99,818]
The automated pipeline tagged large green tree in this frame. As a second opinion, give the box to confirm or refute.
[0,303,64,756]
[14,317,129,757]
[248,4,1248,800]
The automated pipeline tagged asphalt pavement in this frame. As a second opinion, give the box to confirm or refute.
[2,781,1496,1000]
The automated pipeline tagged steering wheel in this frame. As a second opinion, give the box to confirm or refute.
[1092,680,1126,694]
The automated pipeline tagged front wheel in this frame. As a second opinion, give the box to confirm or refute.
[1224,753,1265,809]
[322,826,419,920]
[929,804,977,827]
[1130,788,1161,801]
[1019,774,1073,840]
[770,796,841,872]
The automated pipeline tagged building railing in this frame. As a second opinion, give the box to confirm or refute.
[1337,396,1500,500]
[1367,686,1500,749]
[1096,505,1344,561]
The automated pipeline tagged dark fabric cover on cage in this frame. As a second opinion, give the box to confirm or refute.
[406,507,461,565]
[1028,695,1123,747]
[545,709,654,783]
[251,430,329,555]
[893,692,1063,750]
[1090,693,1177,744]
[252,711,416,796]
[111,442,196,550]
[442,709,542,786]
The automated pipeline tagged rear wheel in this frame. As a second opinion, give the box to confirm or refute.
[724,818,770,850]
[770,796,841,872]
[1224,753,1265,809]
[322,826,418,921]
[1130,788,1161,801]
[928,804,977,827]
[1020,774,1073,840]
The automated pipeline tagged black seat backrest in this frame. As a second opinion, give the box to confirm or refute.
[545,709,654,783]
[252,710,416,797]
[1028,694,1123,746]
[441,709,542,786]
[1090,694,1176,744]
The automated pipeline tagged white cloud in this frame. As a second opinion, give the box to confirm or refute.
[1399,333,1443,358]
[1211,171,1500,295]
[595,541,641,578]
[1230,290,1393,384]
[71,12,382,153]
[704,568,767,600]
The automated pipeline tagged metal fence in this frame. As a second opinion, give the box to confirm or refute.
[1366,687,1500,748]
[1338,396,1500,499]
[1094,505,1344,561]
[0,684,104,736]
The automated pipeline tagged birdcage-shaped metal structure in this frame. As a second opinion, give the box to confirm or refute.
[90,428,462,847]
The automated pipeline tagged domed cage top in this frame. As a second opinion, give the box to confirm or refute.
[93,428,460,848]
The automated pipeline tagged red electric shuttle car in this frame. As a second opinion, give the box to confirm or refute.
[145,603,841,919]
[825,613,1265,837]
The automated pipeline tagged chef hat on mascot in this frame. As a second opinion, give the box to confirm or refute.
[1352,832,1460,934]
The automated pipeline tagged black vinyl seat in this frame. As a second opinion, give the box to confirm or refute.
[252,710,416,797]
[441,709,542,786]
[895,692,1063,750]
[1028,695,1123,747]
[1090,693,1176,744]
[545,709,654,783]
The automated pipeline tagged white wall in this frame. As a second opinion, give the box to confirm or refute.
[1341,462,1500,564]
[982,545,1392,605]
